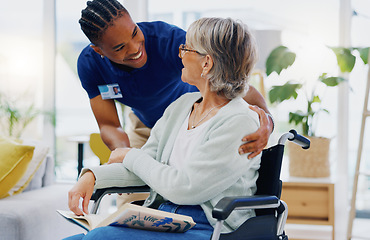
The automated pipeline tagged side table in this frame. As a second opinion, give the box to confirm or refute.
[281,178,335,240]
[67,135,90,178]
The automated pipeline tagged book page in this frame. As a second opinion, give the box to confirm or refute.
[57,210,109,231]
[57,210,92,231]
[85,213,110,229]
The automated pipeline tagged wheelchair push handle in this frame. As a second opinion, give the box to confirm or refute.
[278,129,310,149]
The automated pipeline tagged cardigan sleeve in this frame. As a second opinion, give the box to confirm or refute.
[81,111,167,189]
[81,94,196,190]
[123,111,261,205]
[81,163,146,189]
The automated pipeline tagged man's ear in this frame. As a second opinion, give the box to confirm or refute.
[90,45,104,56]
[202,55,214,75]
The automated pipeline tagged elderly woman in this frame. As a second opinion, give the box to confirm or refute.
[65,17,261,240]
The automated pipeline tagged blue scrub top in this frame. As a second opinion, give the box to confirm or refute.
[77,21,198,128]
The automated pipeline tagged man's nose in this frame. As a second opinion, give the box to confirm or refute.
[126,41,140,56]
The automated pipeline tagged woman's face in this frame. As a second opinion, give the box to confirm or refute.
[180,43,204,87]
[93,13,147,69]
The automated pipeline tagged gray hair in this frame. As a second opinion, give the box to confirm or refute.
[186,17,258,99]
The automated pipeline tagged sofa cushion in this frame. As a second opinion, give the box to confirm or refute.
[0,136,35,198]
[42,154,55,187]
[18,139,49,192]
[0,183,82,240]
[23,157,46,192]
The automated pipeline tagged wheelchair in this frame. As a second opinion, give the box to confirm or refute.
[90,130,310,240]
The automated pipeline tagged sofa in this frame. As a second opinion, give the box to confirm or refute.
[0,138,83,240]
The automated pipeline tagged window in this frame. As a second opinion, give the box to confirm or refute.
[0,1,44,139]
[55,0,100,180]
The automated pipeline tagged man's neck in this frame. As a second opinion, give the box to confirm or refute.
[110,60,135,72]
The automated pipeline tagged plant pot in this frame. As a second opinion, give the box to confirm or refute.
[288,136,331,178]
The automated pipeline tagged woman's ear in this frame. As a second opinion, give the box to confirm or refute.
[202,55,214,75]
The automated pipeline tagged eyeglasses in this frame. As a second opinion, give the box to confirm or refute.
[178,44,204,59]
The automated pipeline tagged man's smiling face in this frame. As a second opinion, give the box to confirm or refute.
[91,13,147,69]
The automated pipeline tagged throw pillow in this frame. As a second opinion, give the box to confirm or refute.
[12,139,49,193]
[0,136,35,199]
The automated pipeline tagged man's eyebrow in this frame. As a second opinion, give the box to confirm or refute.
[132,26,138,38]
[112,26,137,50]
[113,43,125,50]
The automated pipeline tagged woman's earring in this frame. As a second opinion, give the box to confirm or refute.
[101,55,105,59]
[201,73,204,78]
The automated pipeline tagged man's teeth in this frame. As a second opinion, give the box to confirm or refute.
[131,51,142,60]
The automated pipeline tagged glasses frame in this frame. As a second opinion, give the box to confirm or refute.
[179,44,204,59]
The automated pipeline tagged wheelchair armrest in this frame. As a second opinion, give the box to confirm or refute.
[212,195,280,220]
[91,185,151,202]
[90,185,150,214]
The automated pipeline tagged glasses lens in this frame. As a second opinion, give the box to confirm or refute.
[179,44,185,58]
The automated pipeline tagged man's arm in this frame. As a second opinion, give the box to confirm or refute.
[243,85,270,115]
[240,85,274,159]
[90,95,130,151]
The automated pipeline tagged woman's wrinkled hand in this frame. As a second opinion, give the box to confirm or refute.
[68,171,96,216]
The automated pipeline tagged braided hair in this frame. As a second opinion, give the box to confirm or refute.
[79,0,128,45]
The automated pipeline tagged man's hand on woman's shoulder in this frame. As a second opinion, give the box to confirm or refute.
[238,105,273,159]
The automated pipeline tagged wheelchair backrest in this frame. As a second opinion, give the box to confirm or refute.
[255,144,285,199]
[254,144,285,216]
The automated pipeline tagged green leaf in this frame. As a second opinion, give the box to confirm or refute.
[265,46,296,76]
[268,81,302,104]
[289,111,306,125]
[322,109,329,114]
[330,47,356,73]
[320,76,346,87]
[312,95,321,103]
[357,47,369,65]
[289,111,309,136]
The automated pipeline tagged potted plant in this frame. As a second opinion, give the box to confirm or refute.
[0,92,54,138]
[265,45,368,177]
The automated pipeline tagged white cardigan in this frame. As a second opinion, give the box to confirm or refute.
[85,92,261,233]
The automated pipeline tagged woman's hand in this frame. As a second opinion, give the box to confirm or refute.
[239,105,273,159]
[68,171,95,216]
[107,147,132,164]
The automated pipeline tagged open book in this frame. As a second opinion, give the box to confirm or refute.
[57,203,196,233]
